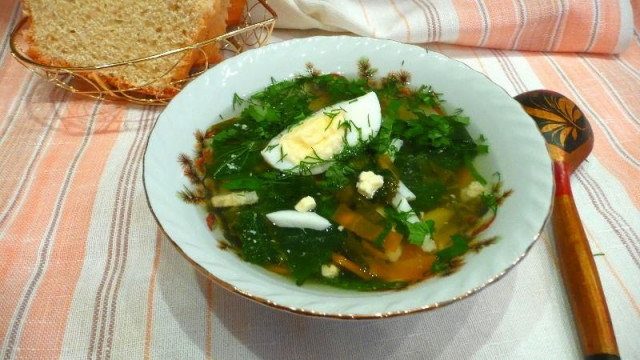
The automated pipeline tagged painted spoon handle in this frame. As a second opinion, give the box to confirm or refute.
[552,162,620,360]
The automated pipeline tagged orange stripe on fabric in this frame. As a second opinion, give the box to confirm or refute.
[0,120,56,292]
[482,0,518,49]
[97,107,155,360]
[15,101,125,359]
[554,55,640,202]
[567,55,640,156]
[632,0,640,26]
[555,1,594,52]
[451,0,483,47]
[0,95,89,350]
[0,74,34,208]
[0,85,69,289]
[588,1,622,53]
[523,53,640,209]
[0,0,19,41]
[0,55,30,127]
[516,1,563,52]
[388,0,411,43]
[144,229,164,360]
[357,0,376,38]
[584,56,640,130]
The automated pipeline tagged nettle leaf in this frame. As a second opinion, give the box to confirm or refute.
[207,143,262,178]
[276,227,345,285]
[372,115,396,154]
[234,211,282,266]
[223,176,264,191]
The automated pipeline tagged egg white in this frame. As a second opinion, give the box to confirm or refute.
[266,210,332,231]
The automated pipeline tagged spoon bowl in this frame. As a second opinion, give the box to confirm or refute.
[516,90,594,172]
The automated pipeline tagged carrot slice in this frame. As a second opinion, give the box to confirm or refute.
[361,241,388,261]
[332,204,402,254]
[368,245,436,282]
[266,264,290,275]
[332,253,372,280]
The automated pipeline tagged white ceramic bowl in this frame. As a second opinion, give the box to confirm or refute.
[143,36,553,318]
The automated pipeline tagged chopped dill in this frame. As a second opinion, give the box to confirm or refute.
[277,145,287,163]
[232,93,244,110]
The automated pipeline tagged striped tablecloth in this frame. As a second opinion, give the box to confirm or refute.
[1,0,639,359]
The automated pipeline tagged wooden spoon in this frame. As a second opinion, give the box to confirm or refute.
[514,90,620,360]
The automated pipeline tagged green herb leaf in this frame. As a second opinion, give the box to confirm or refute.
[374,221,392,247]
[393,154,448,212]
[212,126,239,145]
[372,116,395,154]
[451,112,470,125]
[207,142,261,178]
[481,192,498,213]
[475,134,489,154]
[233,211,282,265]
[438,234,469,259]
[431,260,449,273]
[432,234,469,273]
[407,220,435,245]
[464,155,487,185]
[372,99,401,154]
[246,105,278,123]
[408,182,446,212]
[232,93,244,110]
[223,176,264,191]
[255,175,318,213]
[476,144,489,154]
[323,163,357,190]
[320,273,407,291]
[383,206,412,235]
[277,227,345,285]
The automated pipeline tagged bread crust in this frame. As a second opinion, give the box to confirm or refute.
[21,0,230,98]
[194,0,230,67]
[227,0,247,27]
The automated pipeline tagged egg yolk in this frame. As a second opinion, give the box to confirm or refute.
[279,110,347,164]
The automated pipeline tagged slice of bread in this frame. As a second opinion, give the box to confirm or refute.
[22,0,231,97]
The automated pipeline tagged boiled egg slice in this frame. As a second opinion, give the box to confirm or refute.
[266,210,332,231]
[261,92,381,174]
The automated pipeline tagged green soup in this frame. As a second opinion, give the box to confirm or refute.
[179,60,507,291]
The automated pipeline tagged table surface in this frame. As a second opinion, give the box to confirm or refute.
[1,1,639,359]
